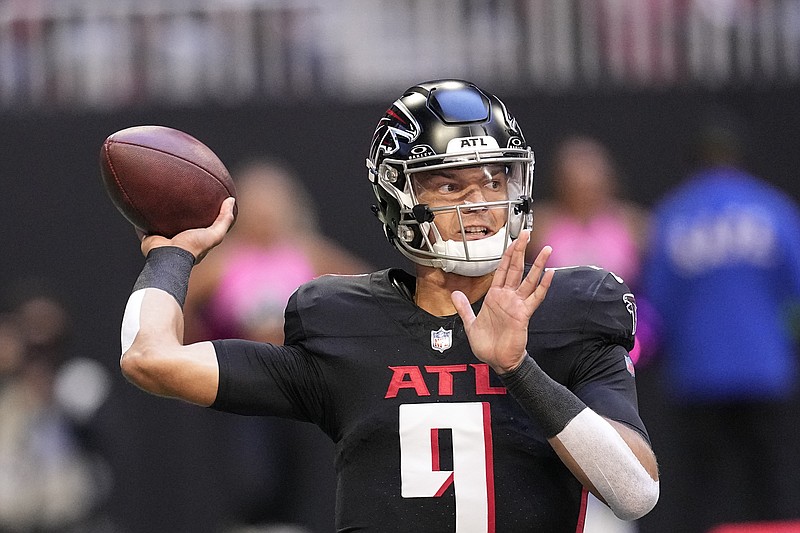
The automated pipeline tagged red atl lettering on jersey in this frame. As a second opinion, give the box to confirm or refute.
[385,364,507,399]
[471,364,507,395]
[425,365,468,395]
[386,366,431,398]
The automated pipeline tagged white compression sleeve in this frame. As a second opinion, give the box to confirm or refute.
[121,288,146,355]
[555,408,659,520]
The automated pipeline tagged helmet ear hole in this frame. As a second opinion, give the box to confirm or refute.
[397,225,415,243]
[397,223,427,249]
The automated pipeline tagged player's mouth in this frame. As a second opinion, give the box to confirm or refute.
[462,226,494,240]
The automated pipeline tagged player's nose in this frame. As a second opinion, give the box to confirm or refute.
[462,185,489,204]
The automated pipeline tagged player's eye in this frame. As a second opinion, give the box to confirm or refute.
[421,177,459,194]
[438,182,458,194]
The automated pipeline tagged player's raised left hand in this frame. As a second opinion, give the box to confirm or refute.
[451,231,553,374]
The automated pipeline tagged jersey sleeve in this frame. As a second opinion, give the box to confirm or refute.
[210,339,329,429]
[531,266,647,441]
[572,342,648,441]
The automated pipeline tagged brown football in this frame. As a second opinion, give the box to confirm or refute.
[99,125,237,238]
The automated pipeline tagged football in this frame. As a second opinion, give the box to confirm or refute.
[99,125,237,238]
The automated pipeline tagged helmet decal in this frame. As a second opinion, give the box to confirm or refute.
[370,100,420,160]
[445,136,500,153]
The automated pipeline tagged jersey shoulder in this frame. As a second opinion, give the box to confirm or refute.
[284,270,392,343]
[531,265,636,350]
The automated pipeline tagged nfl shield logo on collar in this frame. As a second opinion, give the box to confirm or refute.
[431,327,453,353]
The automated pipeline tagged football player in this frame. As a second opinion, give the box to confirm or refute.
[119,79,659,532]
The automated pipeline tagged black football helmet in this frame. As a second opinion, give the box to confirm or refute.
[367,79,534,276]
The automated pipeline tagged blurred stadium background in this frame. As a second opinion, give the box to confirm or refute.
[0,1,799,532]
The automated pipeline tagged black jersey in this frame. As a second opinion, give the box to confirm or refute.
[211,266,646,533]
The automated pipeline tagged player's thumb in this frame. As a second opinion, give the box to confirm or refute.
[451,291,476,327]
[207,198,236,238]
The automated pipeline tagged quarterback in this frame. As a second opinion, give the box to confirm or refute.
[120,79,659,531]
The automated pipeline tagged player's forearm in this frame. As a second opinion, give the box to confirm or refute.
[119,246,193,395]
[499,353,659,520]
[120,288,185,393]
[121,245,193,351]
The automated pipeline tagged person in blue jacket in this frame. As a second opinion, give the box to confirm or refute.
[643,113,800,532]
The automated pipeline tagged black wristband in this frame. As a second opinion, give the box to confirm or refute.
[132,246,195,308]
[499,353,587,438]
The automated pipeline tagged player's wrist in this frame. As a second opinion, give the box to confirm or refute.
[492,352,528,375]
[499,352,587,438]
[142,238,195,258]
[132,246,195,308]
[496,350,534,377]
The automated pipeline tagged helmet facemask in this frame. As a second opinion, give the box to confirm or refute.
[376,148,534,276]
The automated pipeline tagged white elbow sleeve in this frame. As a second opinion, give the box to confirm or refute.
[121,289,146,357]
[556,408,659,520]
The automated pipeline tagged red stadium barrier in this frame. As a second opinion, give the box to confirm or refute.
[709,521,800,533]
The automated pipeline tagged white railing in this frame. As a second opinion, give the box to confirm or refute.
[0,0,798,110]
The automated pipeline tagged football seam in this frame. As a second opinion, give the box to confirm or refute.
[103,141,149,227]
[111,140,232,196]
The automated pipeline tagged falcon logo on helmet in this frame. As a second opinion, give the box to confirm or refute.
[370,101,421,160]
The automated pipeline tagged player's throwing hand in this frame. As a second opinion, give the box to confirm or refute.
[139,197,237,262]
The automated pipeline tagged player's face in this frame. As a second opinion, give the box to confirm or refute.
[412,164,512,242]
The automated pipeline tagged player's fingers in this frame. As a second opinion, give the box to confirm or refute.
[504,230,530,289]
[490,230,523,288]
[451,290,477,329]
[525,261,554,311]
[525,267,553,309]
[167,197,235,263]
[518,245,552,298]
[191,197,235,262]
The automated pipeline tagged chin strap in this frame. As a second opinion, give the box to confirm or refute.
[431,229,508,276]
[438,257,501,277]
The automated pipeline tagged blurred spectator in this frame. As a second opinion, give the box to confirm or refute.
[0,283,113,533]
[527,135,657,365]
[183,158,369,533]
[185,157,369,344]
[641,113,800,532]
[528,135,648,285]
